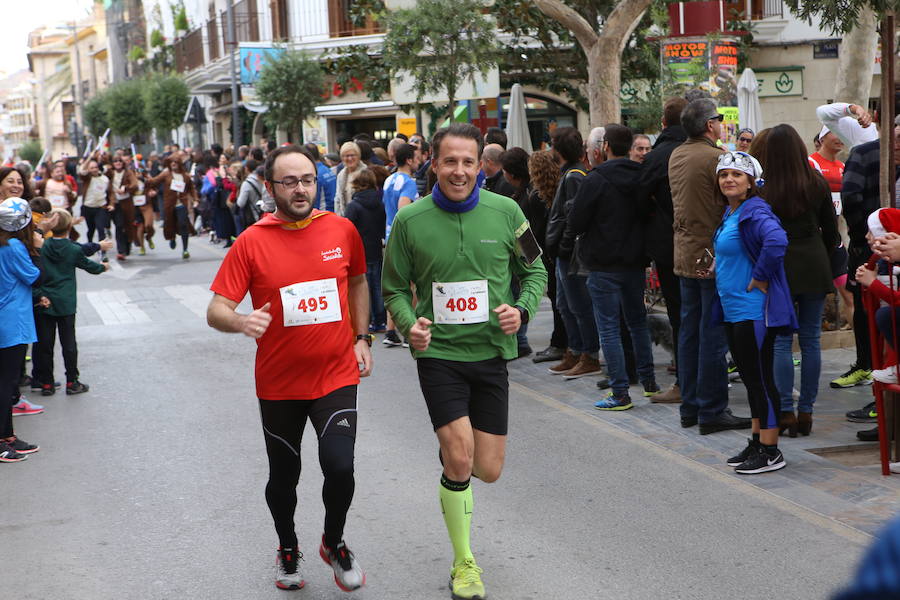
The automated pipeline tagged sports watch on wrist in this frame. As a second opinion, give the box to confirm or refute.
[355,334,373,347]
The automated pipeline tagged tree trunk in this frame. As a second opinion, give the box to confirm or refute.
[533,0,652,127]
[834,5,879,106]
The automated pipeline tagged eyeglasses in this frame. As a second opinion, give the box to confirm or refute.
[272,175,317,189]
[717,152,754,171]
[738,137,753,143]
[708,113,725,122]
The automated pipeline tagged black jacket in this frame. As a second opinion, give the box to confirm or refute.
[344,188,386,263]
[639,125,687,266]
[569,158,648,271]
[545,162,587,260]
[483,170,516,198]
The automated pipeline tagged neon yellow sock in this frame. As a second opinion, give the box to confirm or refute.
[439,475,474,564]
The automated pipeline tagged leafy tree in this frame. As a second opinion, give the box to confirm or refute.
[532,0,654,126]
[18,140,42,165]
[255,50,325,141]
[143,74,190,133]
[320,44,391,104]
[84,91,110,136]
[150,29,165,48]
[783,0,894,34]
[381,0,498,123]
[105,80,150,137]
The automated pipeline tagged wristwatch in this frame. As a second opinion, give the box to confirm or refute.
[516,306,529,324]
[355,334,373,347]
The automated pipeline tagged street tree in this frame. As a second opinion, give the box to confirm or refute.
[531,0,654,126]
[105,80,150,138]
[785,0,883,107]
[380,0,498,124]
[84,90,110,136]
[18,140,42,165]
[255,50,325,142]
[143,74,190,135]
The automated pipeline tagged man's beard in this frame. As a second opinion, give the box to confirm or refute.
[276,192,313,221]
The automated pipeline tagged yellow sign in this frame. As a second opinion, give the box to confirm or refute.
[719,107,739,123]
[396,117,417,138]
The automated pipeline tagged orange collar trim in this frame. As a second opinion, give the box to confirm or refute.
[278,209,328,230]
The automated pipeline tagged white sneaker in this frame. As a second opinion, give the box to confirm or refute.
[274,547,304,590]
[319,536,365,591]
[872,365,899,384]
[891,462,900,474]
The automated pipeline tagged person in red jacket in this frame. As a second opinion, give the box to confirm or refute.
[855,208,900,383]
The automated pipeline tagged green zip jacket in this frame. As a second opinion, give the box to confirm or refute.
[36,237,105,316]
[382,189,547,362]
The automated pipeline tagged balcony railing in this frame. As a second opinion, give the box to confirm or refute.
[328,0,383,38]
[174,27,204,73]
[728,0,784,21]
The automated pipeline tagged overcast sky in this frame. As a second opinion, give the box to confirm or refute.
[1,0,96,76]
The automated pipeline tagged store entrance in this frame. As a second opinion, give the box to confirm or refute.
[333,116,396,147]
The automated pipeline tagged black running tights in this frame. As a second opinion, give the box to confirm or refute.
[0,344,26,438]
[259,393,356,549]
[724,320,779,430]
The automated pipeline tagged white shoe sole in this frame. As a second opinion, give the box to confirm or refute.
[735,459,786,475]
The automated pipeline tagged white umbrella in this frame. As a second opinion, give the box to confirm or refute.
[505,83,532,153]
[737,68,763,133]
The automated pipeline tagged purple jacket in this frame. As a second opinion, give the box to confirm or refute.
[710,196,798,330]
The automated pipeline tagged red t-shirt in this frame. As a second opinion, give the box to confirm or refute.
[808,152,845,193]
[210,211,367,400]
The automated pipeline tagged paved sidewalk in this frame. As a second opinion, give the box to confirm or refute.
[520,301,900,537]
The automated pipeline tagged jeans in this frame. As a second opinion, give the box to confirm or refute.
[82,205,109,243]
[555,258,599,354]
[656,262,681,382]
[586,270,655,396]
[366,260,386,329]
[678,277,729,422]
[543,256,567,349]
[773,293,825,413]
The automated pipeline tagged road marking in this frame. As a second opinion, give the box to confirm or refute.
[509,380,873,545]
[85,290,151,325]
[104,260,145,280]
[164,285,211,319]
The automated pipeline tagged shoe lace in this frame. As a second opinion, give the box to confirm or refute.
[456,559,483,584]
[333,543,353,571]
[280,548,302,574]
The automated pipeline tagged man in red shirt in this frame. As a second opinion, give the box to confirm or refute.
[207,145,372,592]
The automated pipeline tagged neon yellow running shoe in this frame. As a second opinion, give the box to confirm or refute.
[449,558,485,600]
[830,367,873,389]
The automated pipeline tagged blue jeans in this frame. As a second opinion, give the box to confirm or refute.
[678,277,729,422]
[773,293,825,413]
[586,270,655,396]
[555,259,599,354]
[366,260,386,329]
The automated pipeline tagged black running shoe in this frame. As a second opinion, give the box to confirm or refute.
[734,446,786,474]
[66,381,89,395]
[846,402,877,423]
[31,380,60,393]
[726,438,759,467]
[9,437,39,454]
[0,441,28,462]
[383,330,403,347]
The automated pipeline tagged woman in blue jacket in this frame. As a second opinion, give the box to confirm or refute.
[709,151,797,474]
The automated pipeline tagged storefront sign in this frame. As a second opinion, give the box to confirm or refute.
[396,117,417,138]
[755,69,803,97]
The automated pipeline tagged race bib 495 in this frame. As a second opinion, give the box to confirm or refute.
[280,278,342,326]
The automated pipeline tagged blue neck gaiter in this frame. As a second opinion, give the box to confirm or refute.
[431,171,485,213]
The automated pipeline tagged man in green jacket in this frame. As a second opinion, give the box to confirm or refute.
[383,123,546,600]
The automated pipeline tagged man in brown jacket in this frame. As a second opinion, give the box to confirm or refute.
[669,98,751,435]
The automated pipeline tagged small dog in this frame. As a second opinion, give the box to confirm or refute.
[647,312,675,364]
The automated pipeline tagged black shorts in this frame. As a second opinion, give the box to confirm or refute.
[258,385,358,446]
[417,357,509,435]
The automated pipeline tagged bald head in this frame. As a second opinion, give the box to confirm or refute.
[481,143,504,176]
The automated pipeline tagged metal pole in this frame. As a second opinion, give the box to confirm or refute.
[879,12,896,208]
[70,21,85,154]
[225,3,242,148]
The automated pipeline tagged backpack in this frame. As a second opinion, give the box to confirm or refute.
[242,178,263,225]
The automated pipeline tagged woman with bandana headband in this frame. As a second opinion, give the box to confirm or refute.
[0,197,46,462]
[707,151,797,475]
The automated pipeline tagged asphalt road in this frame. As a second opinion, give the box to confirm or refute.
[2,235,870,600]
